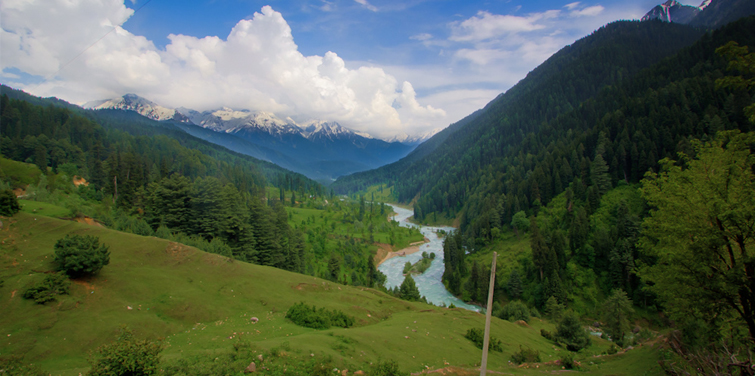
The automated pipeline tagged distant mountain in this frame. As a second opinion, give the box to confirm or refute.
[177,107,302,136]
[84,94,190,123]
[641,0,755,28]
[84,94,417,182]
[385,128,442,145]
[641,0,707,24]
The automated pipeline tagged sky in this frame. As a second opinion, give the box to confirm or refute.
[0,0,706,139]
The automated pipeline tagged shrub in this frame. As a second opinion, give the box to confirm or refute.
[54,234,110,277]
[606,343,619,355]
[498,300,531,322]
[0,355,46,376]
[559,352,576,369]
[371,359,409,376]
[23,272,70,304]
[510,345,540,364]
[0,189,21,216]
[555,311,591,352]
[285,302,354,329]
[464,328,502,352]
[87,326,162,376]
[540,328,553,341]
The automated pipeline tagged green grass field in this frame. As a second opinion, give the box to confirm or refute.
[0,212,663,375]
[0,157,42,188]
[18,199,71,218]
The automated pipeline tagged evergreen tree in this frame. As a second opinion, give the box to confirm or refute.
[507,269,523,299]
[601,289,634,346]
[399,274,422,302]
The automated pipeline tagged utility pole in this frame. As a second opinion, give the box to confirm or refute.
[480,251,497,376]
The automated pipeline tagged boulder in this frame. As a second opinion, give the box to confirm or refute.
[245,362,256,373]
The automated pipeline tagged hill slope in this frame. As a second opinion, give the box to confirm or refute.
[0,211,662,375]
[332,20,705,196]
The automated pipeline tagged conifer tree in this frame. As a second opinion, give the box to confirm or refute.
[399,274,422,302]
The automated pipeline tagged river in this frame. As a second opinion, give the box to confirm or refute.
[379,204,480,312]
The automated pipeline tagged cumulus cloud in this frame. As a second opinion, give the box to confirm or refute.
[0,1,443,139]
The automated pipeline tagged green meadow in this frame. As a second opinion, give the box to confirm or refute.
[0,204,663,375]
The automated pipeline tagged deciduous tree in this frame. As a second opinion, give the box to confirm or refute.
[639,131,755,343]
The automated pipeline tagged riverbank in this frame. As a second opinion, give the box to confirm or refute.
[375,239,429,267]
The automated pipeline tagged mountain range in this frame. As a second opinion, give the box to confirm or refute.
[84,95,436,183]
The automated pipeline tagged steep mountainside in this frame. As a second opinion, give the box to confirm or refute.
[689,0,755,28]
[393,15,755,249]
[332,20,705,195]
[641,0,706,24]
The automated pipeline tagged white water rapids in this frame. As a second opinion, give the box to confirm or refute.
[379,204,480,312]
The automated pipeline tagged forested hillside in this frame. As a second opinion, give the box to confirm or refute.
[0,91,424,286]
[332,20,705,197]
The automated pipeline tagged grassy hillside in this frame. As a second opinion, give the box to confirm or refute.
[0,210,663,375]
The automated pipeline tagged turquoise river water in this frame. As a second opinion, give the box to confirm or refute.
[379,204,480,312]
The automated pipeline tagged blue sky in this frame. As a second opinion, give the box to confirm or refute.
[1,0,705,139]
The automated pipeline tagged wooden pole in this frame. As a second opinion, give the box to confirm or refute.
[480,252,497,376]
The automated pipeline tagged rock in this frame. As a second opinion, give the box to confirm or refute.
[245,362,256,373]
[250,317,259,323]
[257,354,263,361]
[341,370,348,376]
[354,371,364,375]
[514,320,530,328]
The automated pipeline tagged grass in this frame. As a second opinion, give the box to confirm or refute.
[287,203,424,251]
[0,157,42,188]
[358,183,396,204]
[18,200,71,218]
[0,213,664,375]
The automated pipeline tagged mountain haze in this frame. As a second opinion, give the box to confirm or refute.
[85,95,423,182]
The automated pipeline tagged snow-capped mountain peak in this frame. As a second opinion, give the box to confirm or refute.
[300,120,368,141]
[385,128,442,144]
[641,0,712,24]
[83,94,186,122]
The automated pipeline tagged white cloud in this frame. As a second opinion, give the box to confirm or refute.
[570,5,605,17]
[1,1,444,139]
[565,2,582,10]
[449,10,559,41]
[410,33,433,41]
[354,0,378,12]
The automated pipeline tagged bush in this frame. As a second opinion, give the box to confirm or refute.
[464,328,502,352]
[285,302,354,329]
[0,355,46,376]
[555,311,591,352]
[0,189,21,216]
[510,345,540,364]
[54,234,110,277]
[22,272,70,304]
[87,326,162,376]
[498,300,531,322]
[371,359,409,376]
[559,352,576,369]
[606,343,618,355]
[540,328,553,341]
